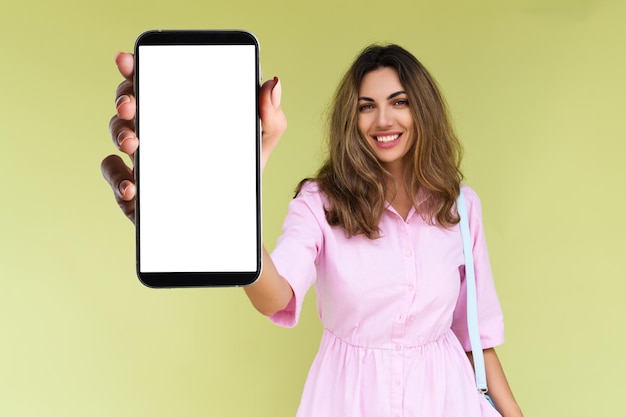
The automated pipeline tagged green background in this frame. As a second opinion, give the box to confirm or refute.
[1,0,624,416]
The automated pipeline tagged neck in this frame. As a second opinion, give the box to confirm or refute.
[383,161,413,220]
[382,159,406,186]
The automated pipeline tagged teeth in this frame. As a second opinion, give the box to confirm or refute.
[376,134,399,143]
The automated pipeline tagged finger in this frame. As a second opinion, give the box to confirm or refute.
[115,51,135,81]
[109,115,138,155]
[258,77,287,173]
[101,154,136,222]
[259,77,280,113]
[101,154,135,200]
[114,53,136,121]
[114,87,136,121]
[259,77,287,140]
[115,79,134,105]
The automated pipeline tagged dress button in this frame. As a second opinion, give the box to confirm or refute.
[405,250,412,257]
[408,315,415,322]
[395,344,402,351]
[394,379,401,386]
[407,283,415,291]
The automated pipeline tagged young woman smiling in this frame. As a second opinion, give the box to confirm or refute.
[104,44,523,417]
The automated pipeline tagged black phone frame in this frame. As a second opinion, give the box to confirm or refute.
[134,30,262,288]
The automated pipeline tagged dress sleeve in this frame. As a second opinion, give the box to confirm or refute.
[268,184,324,328]
[451,186,505,351]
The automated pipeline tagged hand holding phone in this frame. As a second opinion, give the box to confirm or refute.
[103,31,287,288]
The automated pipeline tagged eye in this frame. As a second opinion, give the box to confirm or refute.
[358,103,374,112]
[393,99,409,107]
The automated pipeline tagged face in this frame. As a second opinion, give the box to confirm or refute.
[357,67,415,173]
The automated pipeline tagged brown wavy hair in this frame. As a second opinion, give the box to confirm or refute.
[297,44,463,238]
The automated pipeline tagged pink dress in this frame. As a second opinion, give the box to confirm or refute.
[270,183,504,417]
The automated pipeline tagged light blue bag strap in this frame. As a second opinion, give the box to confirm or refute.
[457,188,488,393]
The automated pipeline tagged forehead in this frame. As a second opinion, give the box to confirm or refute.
[358,67,404,97]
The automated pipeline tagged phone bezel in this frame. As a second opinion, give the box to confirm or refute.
[134,30,262,288]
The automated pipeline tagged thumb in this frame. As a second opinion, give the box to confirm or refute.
[259,76,286,140]
[270,76,281,108]
[258,77,287,172]
[260,77,281,113]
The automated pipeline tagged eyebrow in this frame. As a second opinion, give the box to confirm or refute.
[358,90,407,102]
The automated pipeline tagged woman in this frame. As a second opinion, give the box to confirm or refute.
[104,44,523,417]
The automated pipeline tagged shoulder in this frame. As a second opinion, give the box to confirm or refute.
[459,184,488,231]
[460,184,480,201]
[296,179,321,197]
[290,180,329,218]
[460,184,482,208]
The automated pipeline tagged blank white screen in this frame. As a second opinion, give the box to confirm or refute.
[138,44,258,273]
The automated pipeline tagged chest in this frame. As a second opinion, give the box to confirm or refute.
[315,216,465,308]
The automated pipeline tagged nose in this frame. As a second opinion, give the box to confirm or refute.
[375,106,392,127]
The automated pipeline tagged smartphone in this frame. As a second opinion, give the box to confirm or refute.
[134,30,261,287]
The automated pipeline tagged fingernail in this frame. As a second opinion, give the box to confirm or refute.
[117,130,131,148]
[114,51,123,62]
[115,95,130,110]
[119,181,128,197]
[271,76,281,108]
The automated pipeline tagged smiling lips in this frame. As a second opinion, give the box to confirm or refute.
[375,133,400,143]
[372,133,402,149]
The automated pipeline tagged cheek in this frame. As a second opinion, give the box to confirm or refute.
[400,110,414,129]
[401,113,415,139]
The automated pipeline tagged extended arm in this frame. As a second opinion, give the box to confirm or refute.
[244,248,293,316]
[243,76,294,316]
